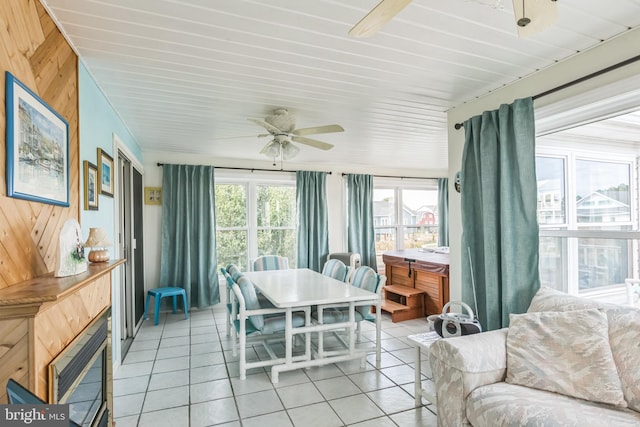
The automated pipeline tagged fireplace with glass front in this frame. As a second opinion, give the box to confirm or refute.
[49,308,111,427]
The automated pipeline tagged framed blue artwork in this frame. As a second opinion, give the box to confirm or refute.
[5,71,69,206]
[97,147,114,197]
[83,160,98,211]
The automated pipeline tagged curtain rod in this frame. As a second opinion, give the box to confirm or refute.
[156,163,437,180]
[454,53,640,130]
[156,163,331,174]
[341,173,440,180]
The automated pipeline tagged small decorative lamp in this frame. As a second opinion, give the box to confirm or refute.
[84,227,112,263]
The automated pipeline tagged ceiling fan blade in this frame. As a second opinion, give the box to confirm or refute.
[291,124,344,136]
[512,0,558,38]
[348,0,412,38]
[247,118,282,134]
[291,135,334,150]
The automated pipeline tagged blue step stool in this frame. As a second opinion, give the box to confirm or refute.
[144,287,189,325]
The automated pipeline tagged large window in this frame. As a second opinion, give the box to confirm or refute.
[373,179,440,269]
[215,175,296,271]
[536,146,639,297]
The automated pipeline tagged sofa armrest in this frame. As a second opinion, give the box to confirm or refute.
[429,328,508,427]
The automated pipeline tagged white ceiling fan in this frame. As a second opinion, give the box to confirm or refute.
[348,0,558,39]
[247,108,344,161]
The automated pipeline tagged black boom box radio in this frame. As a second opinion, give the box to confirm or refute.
[432,247,482,338]
[433,301,482,338]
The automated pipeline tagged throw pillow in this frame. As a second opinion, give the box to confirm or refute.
[506,308,626,407]
[527,286,640,409]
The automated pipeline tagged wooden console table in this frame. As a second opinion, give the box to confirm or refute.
[0,259,124,419]
[382,249,449,322]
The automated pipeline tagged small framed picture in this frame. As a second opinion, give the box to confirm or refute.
[98,148,114,197]
[84,160,99,210]
[144,187,162,205]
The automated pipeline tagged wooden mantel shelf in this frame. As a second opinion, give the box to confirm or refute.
[0,259,125,319]
[0,259,124,407]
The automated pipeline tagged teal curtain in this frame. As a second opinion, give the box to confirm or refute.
[461,97,539,331]
[437,178,449,247]
[296,171,329,272]
[346,174,377,271]
[160,164,219,308]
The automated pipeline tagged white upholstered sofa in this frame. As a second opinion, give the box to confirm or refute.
[429,286,640,427]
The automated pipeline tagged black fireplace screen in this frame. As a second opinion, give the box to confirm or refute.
[57,322,106,399]
[50,309,109,427]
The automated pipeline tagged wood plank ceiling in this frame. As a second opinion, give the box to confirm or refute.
[41,0,640,172]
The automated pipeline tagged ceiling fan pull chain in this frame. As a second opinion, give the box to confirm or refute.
[280,148,284,170]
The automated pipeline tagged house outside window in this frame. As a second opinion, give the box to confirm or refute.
[372,178,439,270]
[215,174,296,272]
[536,148,639,298]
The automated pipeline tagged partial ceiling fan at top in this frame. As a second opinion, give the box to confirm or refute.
[348,0,412,38]
[512,0,558,38]
[348,0,558,39]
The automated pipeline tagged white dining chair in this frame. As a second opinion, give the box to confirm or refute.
[312,266,385,358]
[321,258,350,282]
[229,275,309,380]
[252,255,289,271]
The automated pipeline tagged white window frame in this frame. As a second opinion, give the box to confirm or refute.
[372,177,439,251]
[534,73,640,302]
[537,143,640,297]
[215,171,296,269]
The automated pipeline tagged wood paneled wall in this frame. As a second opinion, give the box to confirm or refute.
[0,0,79,290]
[0,317,28,400]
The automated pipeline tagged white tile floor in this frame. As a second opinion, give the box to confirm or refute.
[113,305,438,427]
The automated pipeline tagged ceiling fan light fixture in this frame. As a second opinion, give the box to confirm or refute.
[282,142,300,160]
[262,140,281,159]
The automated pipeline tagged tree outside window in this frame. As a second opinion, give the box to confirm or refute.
[215,179,296,272]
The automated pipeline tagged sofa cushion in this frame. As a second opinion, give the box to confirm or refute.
[606,307,640,412]
[528,286,640,410]
[506,309,626,407]
[467,382,640,427]
[261,312,306,335]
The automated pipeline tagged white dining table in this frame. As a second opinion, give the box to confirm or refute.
[243,268,381,383]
